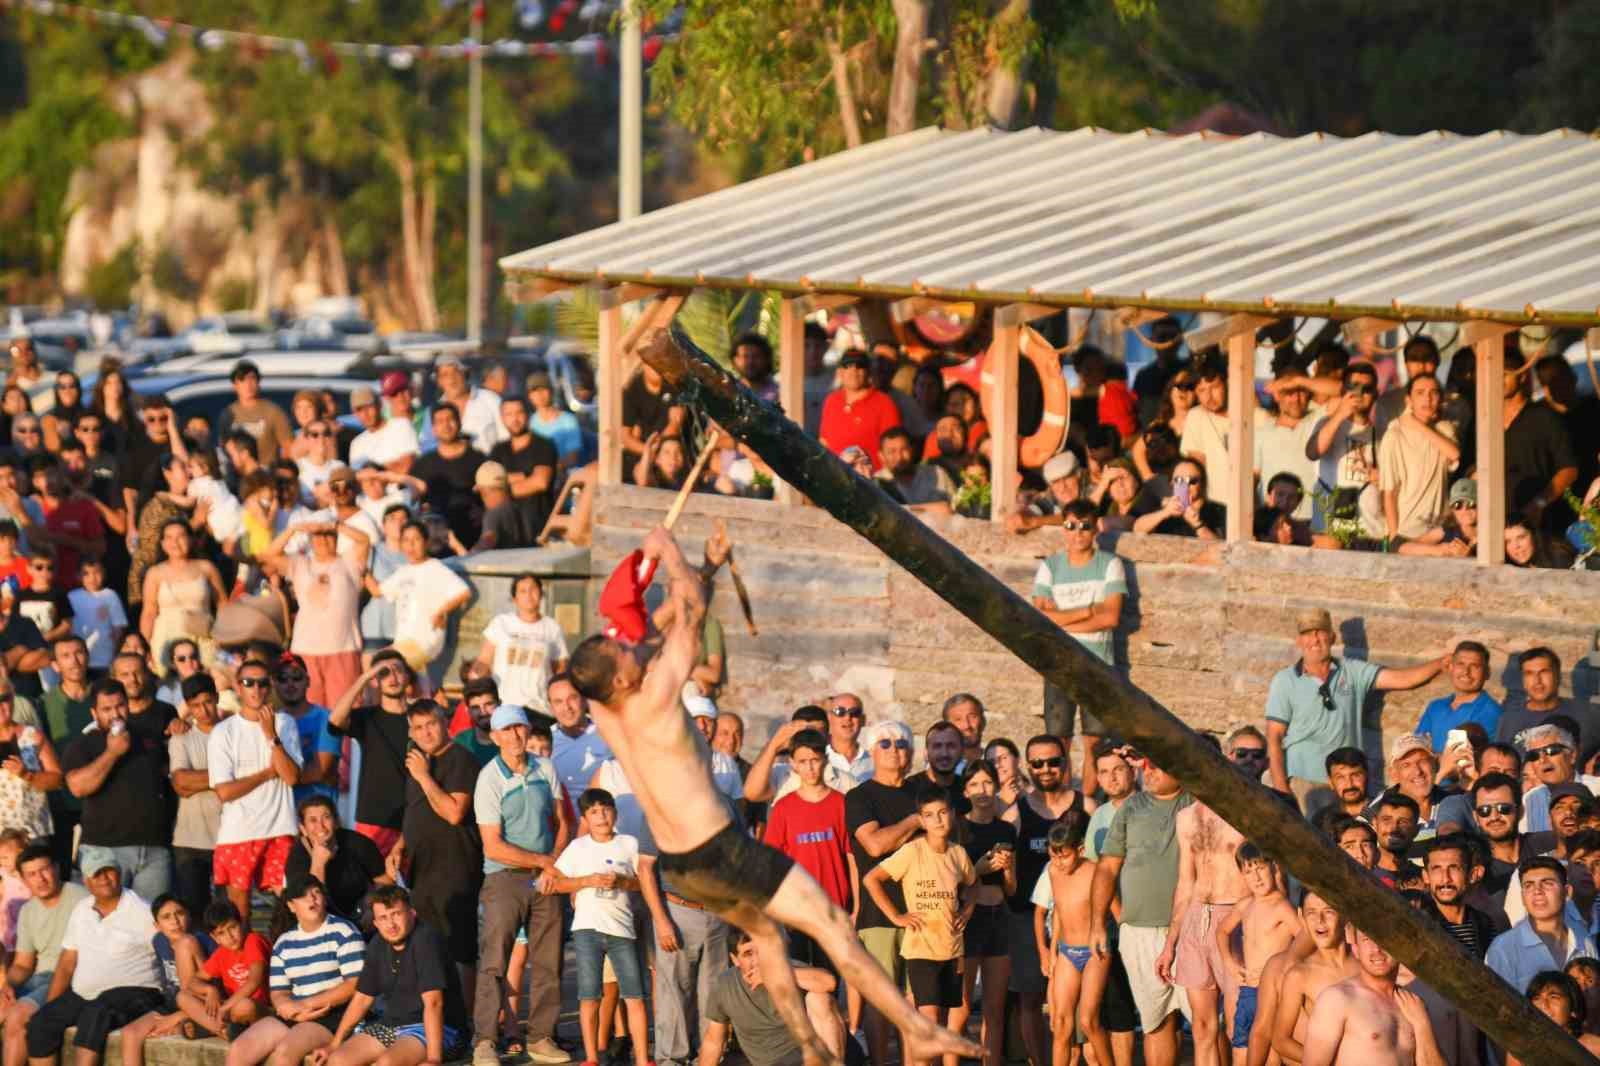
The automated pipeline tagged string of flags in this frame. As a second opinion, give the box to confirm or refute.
[0,0,672,70]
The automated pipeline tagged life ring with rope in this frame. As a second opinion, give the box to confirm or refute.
[942,325,1070,470]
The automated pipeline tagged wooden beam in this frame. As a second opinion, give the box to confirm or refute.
[504,275,582,303]
[994,302,1061,328]
[776,298,806,506]
[1183,313,1276,353]
[1458,319,1518,349]
[796,293,860,315]
[632,326,1595,1066]
[618,293,686,358]
[597,298,624,487]
[1340,316,1403,345]
[891,296,968,323]
[1476,336,1507,566]
[598,283,666,309]
[988,314,1021,522]
[1112,307,1168,330]
[1225,329,1256,543]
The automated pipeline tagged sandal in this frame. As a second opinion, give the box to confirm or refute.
[179,1021,202,1041]
[499,1032,526,1056]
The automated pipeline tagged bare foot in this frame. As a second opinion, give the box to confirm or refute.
[902,1012,984,1062]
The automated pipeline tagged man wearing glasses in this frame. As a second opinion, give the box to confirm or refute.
[207,658,304,918]
[1517,721,1600,838]
[1265,607,1445,817]
[825,693,871,784]
[1033,496,1126,799]
[119,397,181,538]
[1306,363,1382,541]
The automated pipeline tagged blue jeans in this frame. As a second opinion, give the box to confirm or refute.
[77,844,173,899]
[573,929,645,1001]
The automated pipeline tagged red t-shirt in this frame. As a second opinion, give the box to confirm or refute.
[763,789,852,910]
[1097,381,1138,440]
[819,389,901,470]
[43,497,103,590]
[203,932,271,1001]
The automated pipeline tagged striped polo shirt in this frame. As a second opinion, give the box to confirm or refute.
[269,915,365,997]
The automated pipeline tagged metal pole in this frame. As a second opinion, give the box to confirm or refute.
[466,1,485,340]
[619,0,642,221]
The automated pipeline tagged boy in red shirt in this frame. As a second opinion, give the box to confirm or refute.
[762,729,853,970]
[183,900,270,1038]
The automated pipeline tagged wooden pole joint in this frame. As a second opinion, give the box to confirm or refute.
[1183,313,1277,353]
[1458,320,1518,349]
[1340,317,1404,345]
[994,302,1061,329]
[796,293,860,315]
[598,283,667,309]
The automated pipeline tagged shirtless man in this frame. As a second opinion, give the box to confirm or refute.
[1157,798,1248,1066]
[1272,889,1356,1066]
[1300,928,1446,1066]
[566,528,979,1066]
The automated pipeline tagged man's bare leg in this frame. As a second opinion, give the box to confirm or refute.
[804,991,845,1060]
[715,900,838,1066]
[1187,986,1223,1066]
[1144,1012,1180,1066]
[5,1002,38,1066]
[763,866,984,1063]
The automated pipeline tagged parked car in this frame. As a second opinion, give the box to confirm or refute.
[154,349,368,378]
[183,313,279,355]
[125,372,377,432]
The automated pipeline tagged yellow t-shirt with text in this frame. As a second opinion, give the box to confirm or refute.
[878,837,976,961]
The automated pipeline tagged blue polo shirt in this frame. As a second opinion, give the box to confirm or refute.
[1265,657,1382,783]
[1414,691,1503,753]
[474,754,564,874]
[1485,917,1598,993]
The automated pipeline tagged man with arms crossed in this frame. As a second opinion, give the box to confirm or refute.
[568,527,978,1066]
[1300,927,1446,1066]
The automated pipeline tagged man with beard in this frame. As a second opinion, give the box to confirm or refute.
[1158,790,1248,1066]
[1324,747,1375,817]
[1271,888,1357,1066]
[411,404,484,550]
[1365,736,1454,842]
[1420,836,1498,962]
[1465,773,1526,901]
[941,694,984,768]
[1371,794,1422,889]
[1011,733,1092,1066]
[453,678,501,769]
[914,721,969,815]
[1300,928,1446,1066]
[1435,744,1522,835]
[1546,784,1592,861]
[549,672,610,801]
[873,428,953,516]
[329,651,416,857]
[488,397,557,539]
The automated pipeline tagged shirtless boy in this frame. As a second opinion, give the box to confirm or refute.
[1157,798,1248,1066]
[1300,928,1445,1066]
[1033,811,1105,1066]
[567,528,980,1066]
[1271,889,1355,1066]
[1215,845,1297,1064]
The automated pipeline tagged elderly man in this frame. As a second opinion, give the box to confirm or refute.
[1414,641,1501,756]
[1007,451,1084,534]
[1364,735,1453,842]
[1519,721,1600,835]
[824,694,871,785]
[1264,608,1446,816]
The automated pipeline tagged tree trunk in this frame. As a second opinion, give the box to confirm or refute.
[632,323,1598,1066]
[983,0,1032,129]
[322,216,350,297]
[417,165,439,331]
[827,30,864,149]
[887,0,930,136]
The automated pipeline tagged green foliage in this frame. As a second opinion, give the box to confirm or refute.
[214,277,253,312]
[83,240,141,310]
[151,243,201,303]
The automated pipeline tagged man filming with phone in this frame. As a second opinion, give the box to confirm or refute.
[329,650,417,858]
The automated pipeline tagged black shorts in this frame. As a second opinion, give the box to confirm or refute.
[963,903,1009,958]
[906,958,962,1009]
[657,823,795,910]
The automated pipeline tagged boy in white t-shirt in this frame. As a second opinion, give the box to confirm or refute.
[544,788,648,1066]
[461,574,569,713]
[68,557,127,672]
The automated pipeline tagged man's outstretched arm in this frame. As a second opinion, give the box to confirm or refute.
[639,526,705,707]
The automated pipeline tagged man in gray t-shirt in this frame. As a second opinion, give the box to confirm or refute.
[169,677,223,917]
[5,842,90,1054]
[1089,757,1193,1066]
[699,932,845,1066]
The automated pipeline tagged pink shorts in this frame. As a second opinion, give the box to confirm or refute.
[356,823,403,858]
[213,836,294,892]
[1171,900,1239,998]
[300,650,364,710]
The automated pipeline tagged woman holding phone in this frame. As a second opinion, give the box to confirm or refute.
[1131,458,1224,539]
[951,760,1018,1066]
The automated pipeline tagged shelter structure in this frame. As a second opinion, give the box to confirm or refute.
[502,124,1600,564]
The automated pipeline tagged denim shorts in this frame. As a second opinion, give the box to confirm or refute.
[16,971,51,1009]
[572,929,645,1001]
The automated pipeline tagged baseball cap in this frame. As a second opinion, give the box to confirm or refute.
[230,360,261,382]
[1041,451,1080,484]
[1295,608,1334,634]
[436,355,465,372]
[838,350,870,369]
[490,704,531,731]
[1549,781,1594,805]
[525,372,552,393]
[1448,479,1477,507]
[681,680,717,720]
[1388,734,1433,765]
[327,466,356,486]
[381,371,411,397]
[351,386,378,409]
[474,461,508,492]
[283,874,326,902]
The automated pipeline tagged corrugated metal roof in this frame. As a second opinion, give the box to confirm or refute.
[501,126,1600,326]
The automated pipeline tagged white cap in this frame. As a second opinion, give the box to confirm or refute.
[681,680,718,720]
[1042,451,1080,484]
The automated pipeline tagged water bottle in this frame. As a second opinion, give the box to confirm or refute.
[17,727,40,773]
[596,858,618,900]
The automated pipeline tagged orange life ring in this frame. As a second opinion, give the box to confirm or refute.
[977,325,1069,470]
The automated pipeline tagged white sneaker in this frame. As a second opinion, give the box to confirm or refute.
[473,1039,501,1066]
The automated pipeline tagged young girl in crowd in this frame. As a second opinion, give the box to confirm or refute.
[0,829,32,952]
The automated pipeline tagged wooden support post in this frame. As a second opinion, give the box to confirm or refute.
[777,298,806,506]
[1340,316,1404,347]
[1226,329,1258,543]
[989,306,1022,522]
[597,296,624,487]
[1473,329,1511,566]
[633,325,1595,1066]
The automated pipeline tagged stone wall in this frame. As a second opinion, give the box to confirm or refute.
[590,484,1600,763]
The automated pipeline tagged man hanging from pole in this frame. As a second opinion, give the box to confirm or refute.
[568,526,982,1066]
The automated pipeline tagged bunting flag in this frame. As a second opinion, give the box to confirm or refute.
[0,0,673,67]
